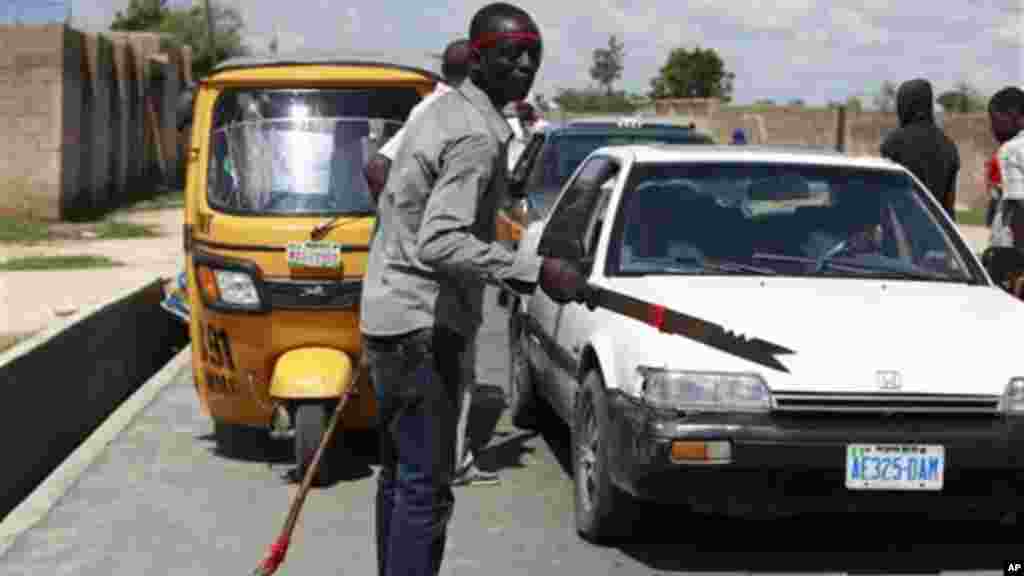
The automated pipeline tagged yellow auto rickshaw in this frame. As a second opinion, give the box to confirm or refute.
[177,52,440,484]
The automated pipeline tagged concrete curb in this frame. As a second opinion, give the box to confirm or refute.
[0,345,191,557]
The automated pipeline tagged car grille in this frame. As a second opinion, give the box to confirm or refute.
[264,278,361,310]
[771,392,1001,415]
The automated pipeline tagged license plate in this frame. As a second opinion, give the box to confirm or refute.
[845,444,944,491]
[287,241,341,269]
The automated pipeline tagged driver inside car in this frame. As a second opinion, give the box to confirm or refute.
[621,185,712,268]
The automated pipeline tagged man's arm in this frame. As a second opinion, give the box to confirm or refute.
[879,131,899,161]
[1001,145,1024,201]
[416,133,540,290]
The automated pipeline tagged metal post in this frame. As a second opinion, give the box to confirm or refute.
[835,105,847,153]
[204,0,216,65]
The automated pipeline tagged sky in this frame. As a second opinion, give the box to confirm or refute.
[32,0,1024,106]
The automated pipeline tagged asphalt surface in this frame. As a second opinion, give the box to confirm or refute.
[1,288,1018,575]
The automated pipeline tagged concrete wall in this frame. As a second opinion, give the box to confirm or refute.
[0,280,188,521]
[0,25,191,220]
[0,25,66,219]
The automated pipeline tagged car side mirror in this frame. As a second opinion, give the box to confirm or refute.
[537,226,585,261]
[982,246,1024,285]
[176,83,197,131]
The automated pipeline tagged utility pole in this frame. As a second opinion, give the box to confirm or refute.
[204,0,216,65]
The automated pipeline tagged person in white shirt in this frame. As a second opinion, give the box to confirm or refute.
[363,39,470,204]
[987,87,1024,250]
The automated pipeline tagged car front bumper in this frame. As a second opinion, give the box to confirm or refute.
[605,391,1024,515]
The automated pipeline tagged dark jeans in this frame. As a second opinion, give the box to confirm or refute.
[364,327,465,576]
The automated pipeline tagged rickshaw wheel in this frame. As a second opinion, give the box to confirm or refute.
[295,402,332,487]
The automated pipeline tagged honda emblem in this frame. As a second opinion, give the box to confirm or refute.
[876,370,902,391]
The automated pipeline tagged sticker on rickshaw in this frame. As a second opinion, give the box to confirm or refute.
[287,241,342,269]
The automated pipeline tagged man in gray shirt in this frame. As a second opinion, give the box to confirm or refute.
[361,4,583,576]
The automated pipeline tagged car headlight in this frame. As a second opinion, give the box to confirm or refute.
[638,367,771,413]
[196,263,263,310]
[1003,377,1024,414]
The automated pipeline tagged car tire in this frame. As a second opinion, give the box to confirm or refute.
[573,369,628,544]
[295,402,332,487]
[507,311,538,430]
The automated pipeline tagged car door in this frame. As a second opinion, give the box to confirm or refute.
[532,156,621,422]
[548,158,618,420]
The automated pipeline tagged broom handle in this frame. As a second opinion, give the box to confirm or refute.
[285,356,365,532]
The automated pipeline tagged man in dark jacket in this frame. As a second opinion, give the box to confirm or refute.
[880,79,960,222]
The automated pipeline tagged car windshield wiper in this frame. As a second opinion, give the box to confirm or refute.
[661,256,777,275]
[753,252,971,283]
[819,260,969,282]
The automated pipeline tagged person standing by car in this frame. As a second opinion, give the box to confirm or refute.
[985,151,1002,227]
[880,78,960,222]
[987,86,1024,250]
[363,39,471,205]
[366,37,503,488]
[360,3,584,576]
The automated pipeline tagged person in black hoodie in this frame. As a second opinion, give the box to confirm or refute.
[880,79,961,222]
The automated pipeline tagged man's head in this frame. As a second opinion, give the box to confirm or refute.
[468,2,542,109]
[988,86,1024,144]
[896,78,935,127]
[441,39,471,85]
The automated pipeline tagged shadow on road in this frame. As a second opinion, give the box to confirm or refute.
[197,424,378,487]
[611,508,1017,572]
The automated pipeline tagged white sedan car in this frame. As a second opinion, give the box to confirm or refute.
[507,144,1024,543]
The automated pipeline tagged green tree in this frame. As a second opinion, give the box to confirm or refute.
[846,96,863,112]
[590,35,625,96]
[109,1,249,79]
[648,46,735,102]
[110,0,168,31]
[937,82,986,114]
[554,87,637,114]
[873,80,898,113]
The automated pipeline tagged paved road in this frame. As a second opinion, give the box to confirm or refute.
[1,289,1016,575]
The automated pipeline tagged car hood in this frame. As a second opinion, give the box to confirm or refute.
[601,275,1021,397]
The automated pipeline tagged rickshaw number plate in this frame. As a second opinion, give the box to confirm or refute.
[287,241,342,269]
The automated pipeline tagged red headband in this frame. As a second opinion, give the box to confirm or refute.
[470,31,541,51]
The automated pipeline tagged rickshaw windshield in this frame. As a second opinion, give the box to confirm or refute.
[207,88,419,216]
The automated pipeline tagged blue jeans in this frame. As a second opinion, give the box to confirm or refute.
[365,327,465,576]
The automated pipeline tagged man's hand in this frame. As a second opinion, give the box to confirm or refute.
[364,154,391,205]
[539,257,587,304]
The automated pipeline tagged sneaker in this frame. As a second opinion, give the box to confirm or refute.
[452,464,500,487]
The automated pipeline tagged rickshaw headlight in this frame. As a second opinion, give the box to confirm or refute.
[213,270,261,306]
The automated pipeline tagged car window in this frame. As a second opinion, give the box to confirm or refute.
[540,156,616,260]
[604,162,980,284]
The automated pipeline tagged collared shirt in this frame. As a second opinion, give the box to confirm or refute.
[360,78,541,338]
[377,83,453,160]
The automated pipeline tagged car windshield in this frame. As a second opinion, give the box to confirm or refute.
[207,88,416,215]
[607,162,978,283]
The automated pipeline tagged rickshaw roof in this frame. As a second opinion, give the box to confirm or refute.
[211,50,443,82]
